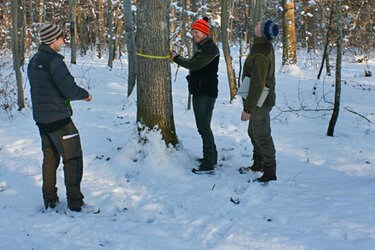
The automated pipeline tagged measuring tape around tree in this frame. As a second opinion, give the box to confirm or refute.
[136,51,171,60]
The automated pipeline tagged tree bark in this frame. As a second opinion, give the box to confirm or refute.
[317,7,334,79]
[107,0,114,68]
[18,0,25,67]
[38,0,44,25]
[88,0,98,53]
[327,0,342,137]
[254,0,263,24]
[136,0,178,146]
[220,0,236,101]
[97,0,104,59]
[69,0,77,64]
[10,0,24,110]
[282,0,297,65]
[123,0,137,97]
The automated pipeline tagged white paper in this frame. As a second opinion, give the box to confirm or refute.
[237,76,250,99]
[237,76,270,107]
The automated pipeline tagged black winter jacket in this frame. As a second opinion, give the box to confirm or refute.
[174,37,220,98]
[27,44,89,124]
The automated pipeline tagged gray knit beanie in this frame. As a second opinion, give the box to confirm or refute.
[40,23,63,45]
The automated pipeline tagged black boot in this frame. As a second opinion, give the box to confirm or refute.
[197,157,217,165]
[250,154,263,172]
[192,163,214,175]
[256,165,277,182]
[197,150,218,165]
[44,198,59,210]
[239,154,263,174]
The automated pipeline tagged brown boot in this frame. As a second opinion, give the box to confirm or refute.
[256,165,277,182]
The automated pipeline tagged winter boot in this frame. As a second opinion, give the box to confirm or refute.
[250,154,263,172]
[44,199,59,210]
[192,163,215,175]
[239,154,263,174]
[68,200,84,212]
[197,150,218,165]
[256,165,277,182]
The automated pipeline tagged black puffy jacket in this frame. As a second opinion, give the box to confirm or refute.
[27,44,88,124]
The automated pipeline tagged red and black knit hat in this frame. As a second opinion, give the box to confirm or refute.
[191,17,210,36]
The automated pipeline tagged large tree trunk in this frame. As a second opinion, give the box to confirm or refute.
[69,0,77,64]
[136,0,178,146]
[220,0,236,101]
[327,0,342,137]
[10,0,24,110]
[123,0,137,97]
[282,0,297,65]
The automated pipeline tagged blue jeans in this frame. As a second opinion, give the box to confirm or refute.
[193,95,217,168]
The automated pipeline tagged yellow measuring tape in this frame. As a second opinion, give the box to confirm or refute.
[136,51,171,59]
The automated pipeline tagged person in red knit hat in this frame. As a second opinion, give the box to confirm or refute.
[171,17,220,174]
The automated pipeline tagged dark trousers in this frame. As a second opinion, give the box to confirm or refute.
[39,122,84,209]
[193,95,217,167]
[247,106,276,167]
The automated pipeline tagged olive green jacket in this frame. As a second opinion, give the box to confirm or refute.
[242,36,276,113]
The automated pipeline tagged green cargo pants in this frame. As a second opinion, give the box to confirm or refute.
[247,106,276,168]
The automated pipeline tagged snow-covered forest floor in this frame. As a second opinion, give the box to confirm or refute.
[0,45,374,249]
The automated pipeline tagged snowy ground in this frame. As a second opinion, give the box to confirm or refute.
[0,45,374,250]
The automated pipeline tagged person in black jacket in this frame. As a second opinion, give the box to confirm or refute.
[170,17,220,174]
[27,23,92,211]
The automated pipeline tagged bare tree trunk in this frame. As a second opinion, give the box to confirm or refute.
[88,0,98,53]
[302,0,316,52]
[10,0,24,110]
[111,3,119,61]
[69,0,77,64]
[248,0,262,46]
[116,6,124,58]
[136,0,178,146]
[97,0,104,59]
[247,0,255,44]
[170,0,176,50]
[29,0,34,25]
[317,7,334,79]
[282,0,297,65]
[180,0,188,56]
[107,0,114,68]
[253,0,263,24]
[180,0,192,110]
[221,0,236,101]
[327,0,342,137]
[38,0,44,25]
[18,0,25,67]
[123,0,137,97]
